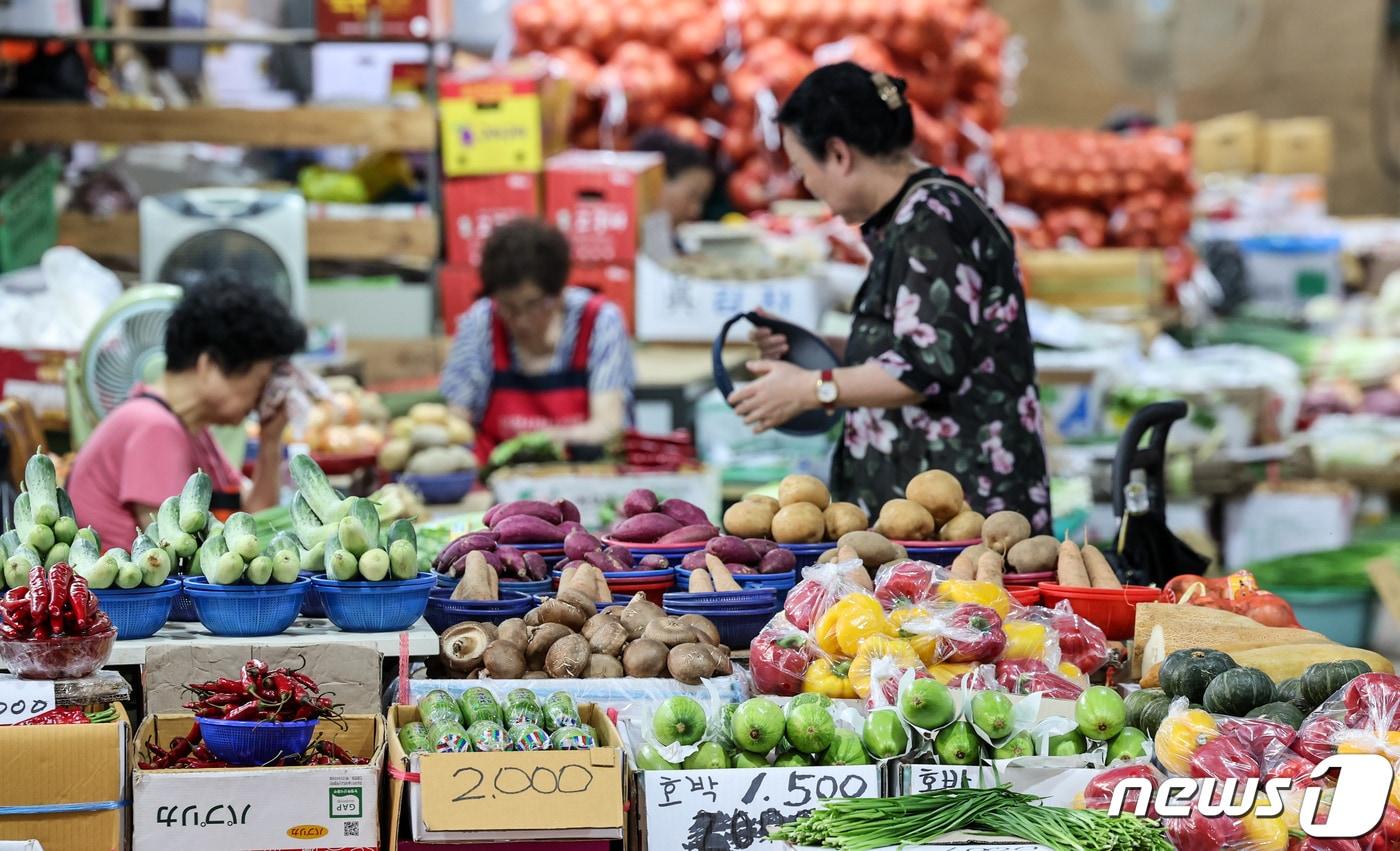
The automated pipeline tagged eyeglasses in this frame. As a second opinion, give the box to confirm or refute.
[494,293,556,319]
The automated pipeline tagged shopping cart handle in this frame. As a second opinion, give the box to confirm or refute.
[1110,400,1189,520]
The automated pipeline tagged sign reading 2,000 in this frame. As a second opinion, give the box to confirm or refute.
[451,763,595,802]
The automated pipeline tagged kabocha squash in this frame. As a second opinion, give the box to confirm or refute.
[1159,648,1237,704]
[1245,702,1306,729]
[1124,688,1165,730]
[1274,678,1312,714]
[1301,659,1373,708]
[1203,667,1275,717]
[1138,696,1174,737]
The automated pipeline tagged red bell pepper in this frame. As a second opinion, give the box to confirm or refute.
[1164,806,1243,851]
[1081,763,1163,817]
[1051,609,1109,674]
[938,603,1006,663]
[874,560,937,609]
[1218,716,1297,756]
[749,629,810,696]
[782,580,829,632]
[1188,735,1261,780]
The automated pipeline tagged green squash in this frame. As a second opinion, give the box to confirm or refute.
[1274,678,1313,714]
[1125,688,1165,730]
[1301,659,1372,708]
[1245,701,1306,729]
[1138,696,1174,738]
[1203,667,1275,717]
[1159,648,1237,704]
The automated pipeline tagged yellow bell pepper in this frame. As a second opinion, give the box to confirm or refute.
[847,636,921,700]
[1154,708,1218,776]
[1241,804,1290,851]
[803,658,856,699]
[937,579,1011,619]
[1001,620,1049,660]
[924,661,976,685]
[889,606,931,629]
[1338,729,1400,760]
[1059,661,1083,679]
[815,595,891,658]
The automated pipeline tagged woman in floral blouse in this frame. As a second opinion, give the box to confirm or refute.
[728,62,1051,532]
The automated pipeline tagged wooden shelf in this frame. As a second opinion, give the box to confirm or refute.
[58,212,440,264]
[0,102,437,150]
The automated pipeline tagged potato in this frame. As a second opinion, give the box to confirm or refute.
[875,499,935,541]
[906,470,964,523]
[745,494,780,513]
[836,530,901,569]
[377,438,412,472]
[938,510,985,542]
[771,503,825,544]
[445,416,474,446]
[983,511,1032,555]
[823,502,868,540]
[1007,535,1060,574]
[409,402,449,425]
[778,474,830,510]
[723,499,777,538]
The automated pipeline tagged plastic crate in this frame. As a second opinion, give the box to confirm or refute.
[198,717,319,766]
[0,153,59,273]
[91,578,181,639]
[311,573,435,632]
[183,577,310,637]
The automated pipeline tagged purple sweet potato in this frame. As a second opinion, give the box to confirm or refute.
[488,500,564,528]
[493,514,567,544]
[494,545,530,580]
[705,535,760,566]
[605,544,633,566]
[558,521,586,537]
[521,550,548,581]
[658,499,710,527]
[728,563,756,575]
[759,547,797,574]
[433,531,496,571]
[609,512,681,543]
[556,559,585,574]
[620,488,659,520]
[656,523,719,545]
[556,499,581,524]
[449,549,502,578]
[637,554,670,570]
[681,550,709,571]
[745,538,778,557]
[564,529,603,561]
[584,551,612,572]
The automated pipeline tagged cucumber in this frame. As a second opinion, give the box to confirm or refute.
[158,497,197,558]
[0,530,18,555]
[224,512,261,561]
[291,454,351,523]
[300,541,326,573]
[115,561,143,589]
[324,529,359,580]
[52,516,77,546]
[133,533,172,584]
[358,548,391,581]
[2,561,26,590]
[76,527,100,552]
[206,517,224,539]
[80,554,119,589]
[267,532,300,556]
[291,494,337,549]
[387,518,417,548]
[338,514,371,558]
[55,487,75,519]
[43,542,69,569]
[179,470,212,533]
[141,559,172,587]
[350,498,381,549]
[389,539,418,580]
[187,547,203,576]
[13,492,34,542]
[210,551,246,585]
[0,532,7,563]
[69,536,100,571]
[245,555,273,585]
[24,450,59,527]
[271,550,301,584]
[26,524,54,556]
[104,547,129,563]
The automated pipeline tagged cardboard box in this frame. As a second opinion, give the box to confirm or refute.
[1019,249,1164,314]
[142,643,384,717]
[1259,117,1334,175]
[1193,111,1260,174]
[443,173,540,267]
[545,150,665,265]
[489,463,720,528]
[315,0,452,40]
[346,337,450,390]
[633,255,826,343]
[387,703,626,845]
[1224,482,1358,567]
[0,703,130,850]
[438,264,483,337]
[131,713,384,850]
[440,65,573,177]
[569,263,636,331]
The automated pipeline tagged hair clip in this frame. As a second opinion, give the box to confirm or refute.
[870,72,903,110]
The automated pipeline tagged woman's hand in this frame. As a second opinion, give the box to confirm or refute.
[748,309,790,360]
[727,360,816,433]
[259,402,289,453]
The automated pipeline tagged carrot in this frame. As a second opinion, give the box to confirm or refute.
[1056,536,1091,587]
[974,551,1004,586]
[705,554,742,591]
[1082,543,1121,589]
[690,568,714,592]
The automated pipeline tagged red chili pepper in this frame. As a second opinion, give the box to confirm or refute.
[287,671,319,691]
[47,563,70,636]
[85,611,111,635]
[186,722,202,746]
[68,574,88,633]
[30,617,49,639]
[15,706,89,725]
[193,678,246,695]
[181,760,230,769]
[0,587,28,612]
[314,740,358,763]
[2,622,22,640]
[191,743,214,761]
[225,700,261,722]
[27,565,47,623]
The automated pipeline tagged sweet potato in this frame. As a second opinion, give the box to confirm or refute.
[637,554,670,570]
[658,498,710,527]
[493,514,566,544]
[759,547,797,574]
[610,512,682,543]
[521,550,548,581]
[689,568,714,592]
[558,521,586,537]
[620,488,659,519]
[494,545,529,580]
[489,500,564,527]
[681,550,708,571]
[656,523,719,544]
[564,529,603,561]
[556,499,581,524]
[449,548,503,579]
[705,535,760,566]
[745,538,778,557]
[605,544,633,566]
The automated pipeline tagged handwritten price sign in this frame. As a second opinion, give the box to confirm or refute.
[0,676,55,725]
[903,765,984,795]
[642,766,881,851]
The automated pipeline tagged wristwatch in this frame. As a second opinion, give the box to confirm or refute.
[815,369,839,411]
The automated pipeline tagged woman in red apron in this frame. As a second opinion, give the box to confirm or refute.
[440,219,636,465]
[67,280,306,548]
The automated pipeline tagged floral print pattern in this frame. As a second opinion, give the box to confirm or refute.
[830,168,1052,531]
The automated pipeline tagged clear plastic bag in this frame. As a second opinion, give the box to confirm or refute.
[748,612,814,697]
[784,559,875,632]
[849,636,925,708]
[1047,601,1109,675]
[886,603,1006,666]
[993,658,1084,699]
[1077,762,1166,817]
[933,578,1014,621]
[809,589,893,660]
[873,559,946,609]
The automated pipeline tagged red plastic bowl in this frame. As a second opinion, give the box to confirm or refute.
[604,576,676,606]
[312,451,379,475]
[1037,583,1163,640]
[1004,571,1056,586]
[1009,586,1042,607]
[891,538,981,549]
[600,536,708,552]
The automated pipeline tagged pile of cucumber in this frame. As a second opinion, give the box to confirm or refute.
[290,455,418,582]
[1,451,87,588]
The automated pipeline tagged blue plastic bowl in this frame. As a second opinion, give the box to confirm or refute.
[900,542,971,567]
[184,577,310,637]
[436,573,552,595]
[91,578,182,639]
[198,716,319,766]
[778,542,834,568]
[425,590,534,633]
[662,604,775,649]
[311,573,435,632]
[299,571,328,618]
[168,586,200,622]
[551,566,675,582]
[677,568,796,592]
[397,470,477,505]
[663,589,778,608]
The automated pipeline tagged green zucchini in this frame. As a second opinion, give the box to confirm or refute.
[55,487,75,520]
[52,516,77,546]
[43,542,69,569]
[271,549,301,583]
[300,542,326,573]
[224,512,261,561]
[24,450,59,527]
[291,454,351,523]
[158,497,197,558]
[359,547,391,581]
[389,539,418,580]
[115,561,143,589]
[179,470,212,533]
[245,555,273,585]
[324,529,358,580]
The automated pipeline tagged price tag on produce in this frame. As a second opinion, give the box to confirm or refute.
[0,675,56,725]
[641,765,881,851]
[903,764,986,795]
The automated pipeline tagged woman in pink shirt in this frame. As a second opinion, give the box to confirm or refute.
[67,280,306,547]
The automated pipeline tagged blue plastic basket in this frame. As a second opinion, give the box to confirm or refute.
[169,586,200,622]
[435,573,553,596]
[663,589,778,608]
[662,603,775,649]
[299,571,328,618]
[91,578,182,639]
[311,573,435,632]
[778,542,833,568]
[901,542,972,567]
[198,716,319,766]
[551,566,675,583]
[425,590,534,633]
[184,577,310,637]
[677,568,796,592]
[397,470,477,505]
